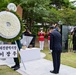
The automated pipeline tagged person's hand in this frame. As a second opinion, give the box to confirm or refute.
[50,50,52,52]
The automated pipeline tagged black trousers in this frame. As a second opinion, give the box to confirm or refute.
[73,44,76,51]
[52,51,61,73]
[14,40,22,67]
[14,58,20,66]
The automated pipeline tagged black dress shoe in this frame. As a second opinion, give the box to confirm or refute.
[50,70,55,73]
[13,66,20,70]
[50,71,59,74]
[11,65,16,68]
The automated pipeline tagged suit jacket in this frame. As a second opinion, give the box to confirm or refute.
[50,30,62,52]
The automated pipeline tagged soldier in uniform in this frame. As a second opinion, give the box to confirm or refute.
[38,28,45,50]
[11,36,22,70]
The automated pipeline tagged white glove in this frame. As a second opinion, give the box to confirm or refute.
[50,50,52,52]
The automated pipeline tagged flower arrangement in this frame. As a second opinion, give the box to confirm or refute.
[0,11,23,42]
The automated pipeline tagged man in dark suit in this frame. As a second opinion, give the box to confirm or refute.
[49,26,62,74]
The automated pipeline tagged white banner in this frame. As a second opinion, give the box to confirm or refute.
[0,45,17,58]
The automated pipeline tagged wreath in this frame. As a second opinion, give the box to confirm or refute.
[0,11,23,42]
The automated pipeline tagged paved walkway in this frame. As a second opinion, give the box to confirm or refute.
[0,53,76,75]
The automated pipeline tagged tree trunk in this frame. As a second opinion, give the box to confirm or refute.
[29,18,34,31]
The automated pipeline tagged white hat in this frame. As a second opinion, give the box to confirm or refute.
[40,28,43,30]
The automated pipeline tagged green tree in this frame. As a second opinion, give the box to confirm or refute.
[59,7,76,25]
[48,8,60,23]
[0,0,76,27]
[50,0,70,9]
[20,0,50,29]
[0,0,20,11]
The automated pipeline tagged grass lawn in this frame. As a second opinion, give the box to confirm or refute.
[0,65,21,75]
[41,48,76,68]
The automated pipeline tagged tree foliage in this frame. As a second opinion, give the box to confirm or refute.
[50,0,70,9]
[20,0,50,22]
[59,7,76,25]
[0,0,76,26]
